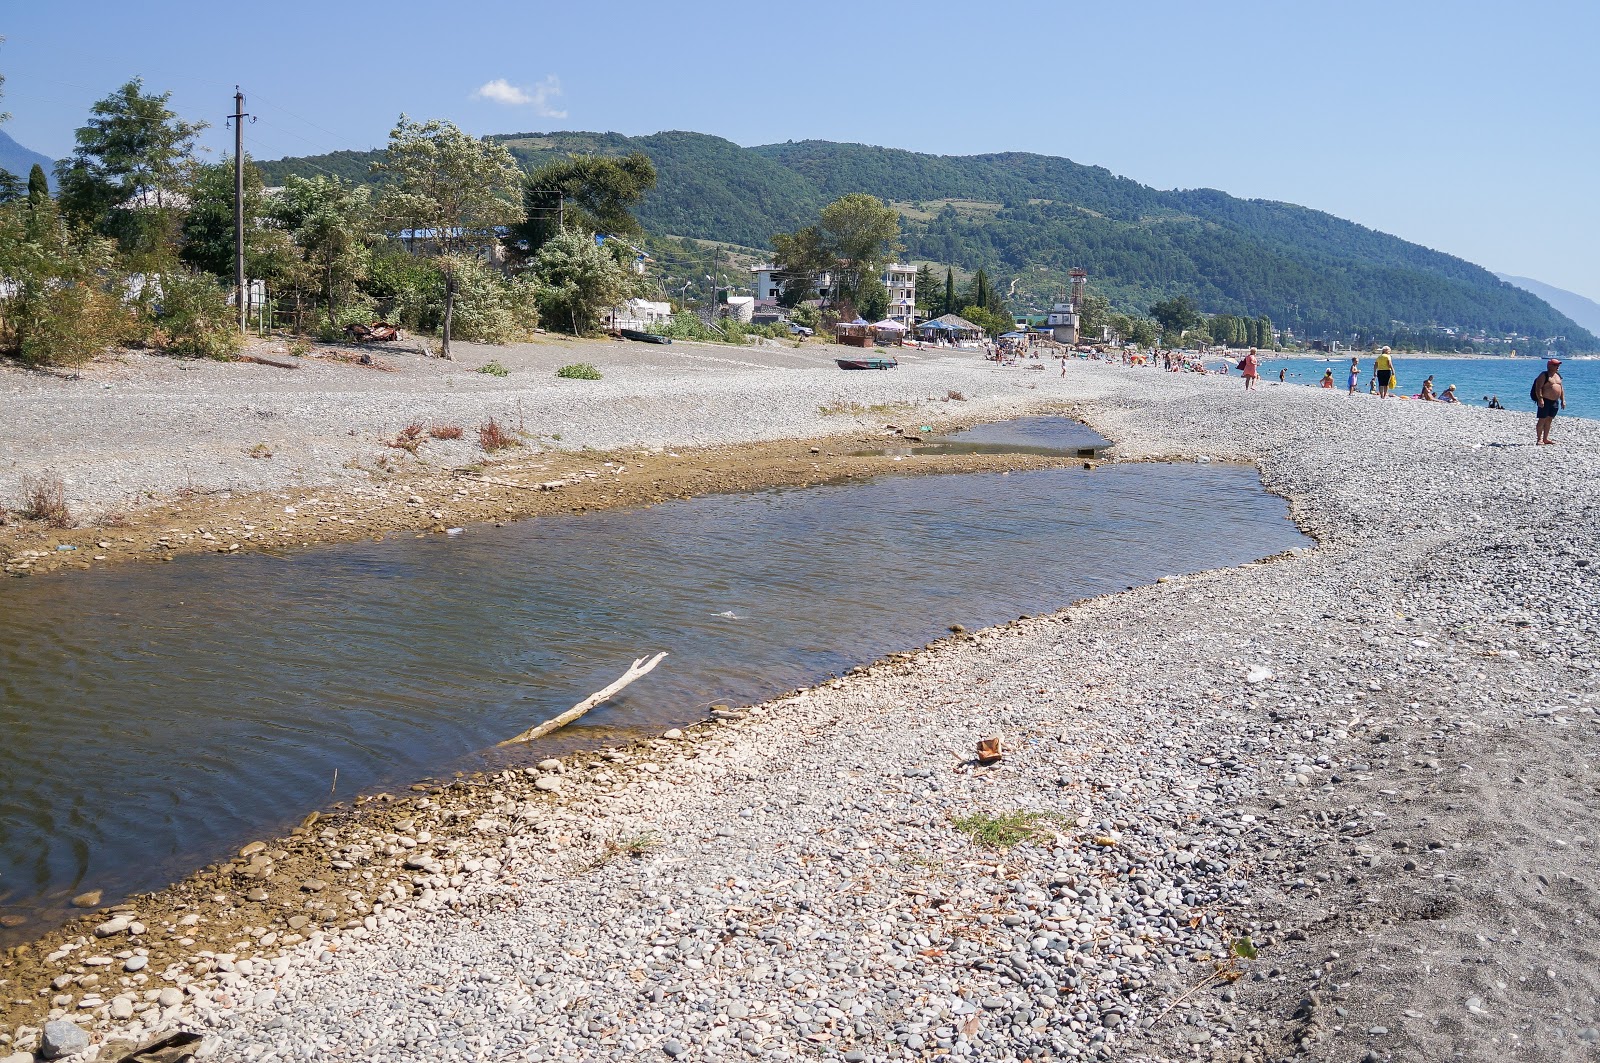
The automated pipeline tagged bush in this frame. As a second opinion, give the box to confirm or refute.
[428,423,463,440]
[447,255,539,344]
[555,362,601,380]
[478,416,519,451]
[529,229,632,335]
[477,360,510,377]
[17,473,72,527]
[153,269,242,359]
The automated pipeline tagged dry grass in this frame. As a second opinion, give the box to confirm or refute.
[579,833,661,873]
[478,417,520,453]
[92,511,131,529]
[247,442,274,459]
[17,474,73,527]
[428,423,464,441]
[388,422,426,454]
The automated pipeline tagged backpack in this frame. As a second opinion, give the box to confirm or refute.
[1531,374,1543,404]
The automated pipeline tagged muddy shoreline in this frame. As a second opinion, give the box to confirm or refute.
[1,409,1101,579]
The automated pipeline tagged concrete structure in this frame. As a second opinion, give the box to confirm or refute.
[606,298,673,332]
[751,264,916,324]
[723,295,756,323]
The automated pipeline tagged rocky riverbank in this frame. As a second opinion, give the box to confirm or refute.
[2,353,1597,1062]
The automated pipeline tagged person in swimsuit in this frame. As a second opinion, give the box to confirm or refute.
[1419,377,1436,401]
[1320,369,1335,388]
[1439,384,1459,403]
[1533,359,1566,444]
[1347,357,1360,395]
[1373,346,1394,397]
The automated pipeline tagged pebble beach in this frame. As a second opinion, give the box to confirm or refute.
[2,341,1597,1063]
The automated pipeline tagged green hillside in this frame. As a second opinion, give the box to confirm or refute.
[257,131,1596,350]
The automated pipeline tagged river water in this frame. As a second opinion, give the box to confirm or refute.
[0,419,1310,935]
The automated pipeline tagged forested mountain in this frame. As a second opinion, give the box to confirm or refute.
[257,131,1596,349]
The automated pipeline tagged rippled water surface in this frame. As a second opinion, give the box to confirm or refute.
[0,433,1309,934]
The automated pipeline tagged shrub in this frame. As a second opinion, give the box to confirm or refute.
[529,229,632,335]
[153,269,242,359]
[447,255,540,344]
[478,417,519,452]
[556,362,601,380]
[17,473,72,527]
[477,360,510,377]
[428,423,464,440]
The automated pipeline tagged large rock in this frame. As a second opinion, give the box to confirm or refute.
[39,1020,89,1060]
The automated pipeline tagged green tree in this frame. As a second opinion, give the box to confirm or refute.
[0,46,20,203]
[856,273,889,322]
[529,228,633,335]
[55,79,206,261]
[913,263,936,316]
[271,174,374,329]
[515,152,656,257]
[0,194,131,371]
[943,267,955,317]
[1256,315,1274,349]
[180,156,265,279]
[771,224,829,307]
[1150,295,1202,335]
[968,269,990,309]
[374,115,522,358]
[1077,290,1111,338]
[817,193,900,304]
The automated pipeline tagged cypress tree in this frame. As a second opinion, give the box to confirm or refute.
[27,163,48,202]
[943,267,954,316]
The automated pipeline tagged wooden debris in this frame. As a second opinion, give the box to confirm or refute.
[499,652,668,746]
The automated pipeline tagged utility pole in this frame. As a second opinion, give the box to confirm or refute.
[229,89,252,333]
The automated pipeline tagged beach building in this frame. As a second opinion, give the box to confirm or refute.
[750,263,916,324]
[606,298,673,332]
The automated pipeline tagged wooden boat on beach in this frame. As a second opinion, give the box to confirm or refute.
[835,356,898,370]
[619,328,671,344]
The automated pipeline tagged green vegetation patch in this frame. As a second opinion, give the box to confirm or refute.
[556,362,602,380]
[952,810,1064,849]
[477,360,510,377]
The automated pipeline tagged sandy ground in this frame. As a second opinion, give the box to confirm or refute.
[2,345,1598,1063]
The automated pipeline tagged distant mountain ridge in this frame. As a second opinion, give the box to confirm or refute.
[255,130,1596,350]
[1495,274,1600,339]
[0,130,57,190]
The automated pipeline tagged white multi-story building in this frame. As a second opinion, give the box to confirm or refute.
[750,263,917,325]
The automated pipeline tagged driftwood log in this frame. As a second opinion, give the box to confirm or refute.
[499,652,668,746]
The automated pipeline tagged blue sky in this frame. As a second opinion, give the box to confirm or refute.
[4,0,1597,302]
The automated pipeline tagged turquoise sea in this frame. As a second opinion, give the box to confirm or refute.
[1257,355,1595,419]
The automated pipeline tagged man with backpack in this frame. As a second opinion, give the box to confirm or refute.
[1531,359,1566,445]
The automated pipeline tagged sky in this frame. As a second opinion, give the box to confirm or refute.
[3,0,1597,303]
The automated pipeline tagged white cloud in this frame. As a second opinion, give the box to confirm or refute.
[473,76,566,118]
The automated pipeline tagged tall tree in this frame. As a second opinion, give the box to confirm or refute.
[816,193,900,305]
[375,116,522,358]
[0,39,19,203]
[529,228,633,335]
[770,225,830,307]
[181,156,264,279]
[943,267,955,318]
[271,174,374,329]
[1149,295,1202,336]
[913,263,936,317]
[55,79,206,260]
[514,151,656,257]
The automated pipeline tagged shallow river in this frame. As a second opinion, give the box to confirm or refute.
[0,418,1310,935]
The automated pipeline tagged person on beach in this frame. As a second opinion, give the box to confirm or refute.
[1320,369,1335,388]
[1373,346,1395,397]
[1278,367,1287,383]
[1532,358,1566,444]
[1419,376,1436,401]
[1347,357,1361,395]
[1487,395,1505,410]
[1240,348,1259,390]
[1440,384,1460,403]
